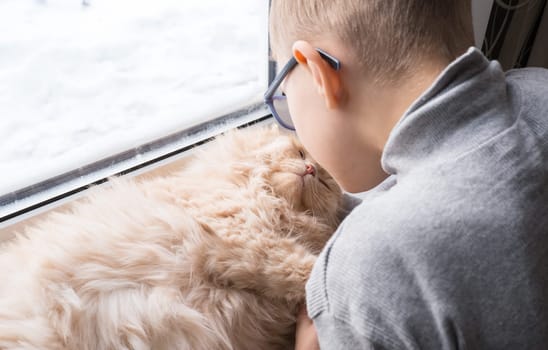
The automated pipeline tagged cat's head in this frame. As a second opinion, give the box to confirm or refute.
[211,125,343,229]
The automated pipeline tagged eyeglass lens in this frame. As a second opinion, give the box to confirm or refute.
[272,92,292,129]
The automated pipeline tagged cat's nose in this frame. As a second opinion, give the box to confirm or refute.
[304,164,316,177]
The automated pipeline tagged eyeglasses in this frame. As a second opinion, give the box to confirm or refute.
[264,48,341,131]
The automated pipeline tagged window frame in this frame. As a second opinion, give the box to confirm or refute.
[0,105,273,226]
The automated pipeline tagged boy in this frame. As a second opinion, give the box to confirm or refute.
[265,0,548,349]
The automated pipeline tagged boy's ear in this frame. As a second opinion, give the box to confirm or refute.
[292,40,344,109]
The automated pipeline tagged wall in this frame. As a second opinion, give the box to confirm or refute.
[473,0,495,47]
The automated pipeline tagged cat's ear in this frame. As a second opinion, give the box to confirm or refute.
[247,124,279,144]
[265,123,282,139]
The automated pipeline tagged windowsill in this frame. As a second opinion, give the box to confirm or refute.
[0,106,273,242]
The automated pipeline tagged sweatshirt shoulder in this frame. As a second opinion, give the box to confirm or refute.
[506,67,548,98]
[505,67,548,142]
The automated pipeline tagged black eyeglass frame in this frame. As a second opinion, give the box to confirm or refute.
[264,48,341,130]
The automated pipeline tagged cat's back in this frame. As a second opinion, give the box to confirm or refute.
[0,175,224,349]
[0,174,211,306]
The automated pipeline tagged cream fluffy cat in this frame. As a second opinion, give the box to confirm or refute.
[0,125,344,350]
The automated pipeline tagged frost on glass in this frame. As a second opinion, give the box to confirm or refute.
[0,0,267,196]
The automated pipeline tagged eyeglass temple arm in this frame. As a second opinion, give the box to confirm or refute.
[264,57,297,99]
[264,48,341,100]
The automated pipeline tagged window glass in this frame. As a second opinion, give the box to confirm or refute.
[0,0,268,198]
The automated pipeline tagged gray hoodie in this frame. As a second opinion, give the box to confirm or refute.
[307,47,548,349]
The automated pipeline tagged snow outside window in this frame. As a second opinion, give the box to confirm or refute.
[0,0,268,219]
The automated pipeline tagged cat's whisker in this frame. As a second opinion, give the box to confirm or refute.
[317,177,330,190]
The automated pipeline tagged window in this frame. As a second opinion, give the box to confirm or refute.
[0,0,270,222]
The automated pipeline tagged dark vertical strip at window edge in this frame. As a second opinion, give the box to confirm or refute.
[268,0,277,84]
[518,0,548,67]
[0,103,273,224]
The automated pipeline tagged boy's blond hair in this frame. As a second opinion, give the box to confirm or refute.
[270,0,474,83]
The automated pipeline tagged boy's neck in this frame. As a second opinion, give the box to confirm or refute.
[356,58,449,152]
[341,57,449,192]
